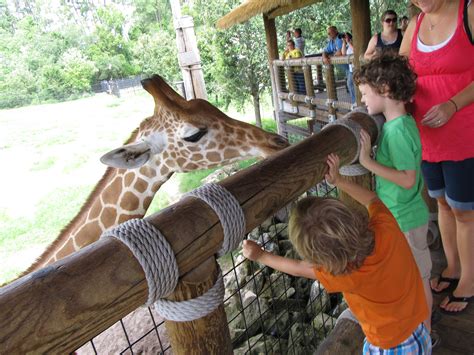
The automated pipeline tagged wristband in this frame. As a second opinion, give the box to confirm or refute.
[448,99,458,112]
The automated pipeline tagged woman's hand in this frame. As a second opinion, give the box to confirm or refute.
[421,101,456,128]
[359,129,372,166]
[242,240,264,261]
[325,153,342,185]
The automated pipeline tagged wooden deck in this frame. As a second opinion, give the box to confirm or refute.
[431,247,474,354]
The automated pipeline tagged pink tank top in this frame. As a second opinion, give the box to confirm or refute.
[410,0,474,162]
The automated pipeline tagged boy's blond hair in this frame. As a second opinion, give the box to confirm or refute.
[289,197,374,275]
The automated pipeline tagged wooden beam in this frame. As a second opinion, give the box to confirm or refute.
[263,14,283,131]
[267,0,321,19]
[0,111,381,353]
[349,0,371,105]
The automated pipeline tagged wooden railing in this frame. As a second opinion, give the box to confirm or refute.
[0,111,381,354]
[273,55,358,139]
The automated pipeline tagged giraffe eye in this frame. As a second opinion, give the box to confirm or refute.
[183,128,208,143]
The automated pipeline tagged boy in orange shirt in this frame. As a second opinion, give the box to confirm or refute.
[243,154,431,353]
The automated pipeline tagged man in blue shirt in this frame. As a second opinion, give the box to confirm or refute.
[323,26,343,64]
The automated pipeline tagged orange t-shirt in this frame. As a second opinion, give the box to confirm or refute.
[314,200,428,349]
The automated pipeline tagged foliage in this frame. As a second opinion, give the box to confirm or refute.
[0,0,410,109]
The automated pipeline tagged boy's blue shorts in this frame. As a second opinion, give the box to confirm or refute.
[421,157,474,211]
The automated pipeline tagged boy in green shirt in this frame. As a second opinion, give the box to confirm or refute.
[354,54,433,331]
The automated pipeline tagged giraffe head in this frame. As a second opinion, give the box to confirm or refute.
[100,75,289,173]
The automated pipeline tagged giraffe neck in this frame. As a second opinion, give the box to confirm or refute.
[23,163,172,275]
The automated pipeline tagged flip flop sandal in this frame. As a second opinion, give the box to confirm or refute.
[431,276,459,295]
[439,292,472,315]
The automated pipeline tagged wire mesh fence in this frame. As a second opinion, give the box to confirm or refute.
[73,125,345,354]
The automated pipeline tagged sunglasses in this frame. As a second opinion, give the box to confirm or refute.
[384,17,397,24]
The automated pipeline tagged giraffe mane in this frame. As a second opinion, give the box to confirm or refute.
[18,128,141,279]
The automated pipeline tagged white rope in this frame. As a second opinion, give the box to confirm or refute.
[186,183,246,257]
[102,219,179,306]
[101,182,245,321]
[339,163,370,176]
[154,269,225,322]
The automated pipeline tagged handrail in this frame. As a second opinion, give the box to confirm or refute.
[0,111,381,354]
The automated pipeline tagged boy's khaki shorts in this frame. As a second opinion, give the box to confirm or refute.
[404,223,432,281]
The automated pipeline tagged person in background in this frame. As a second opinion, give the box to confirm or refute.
[341,32,356,106]
[286,30,292,42]
[400,15,410,35]
[281,39,305,94]
[364,10,403,59]
[293,28,305,55]
[242,154,431,354]
[322,26,343,64]
[400,0,474,315]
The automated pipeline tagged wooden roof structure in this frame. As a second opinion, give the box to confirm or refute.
[216,0,322,29]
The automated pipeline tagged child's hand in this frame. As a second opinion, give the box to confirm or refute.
[242,240,264,261]
[359,129,372,166]
[325,153,342,185]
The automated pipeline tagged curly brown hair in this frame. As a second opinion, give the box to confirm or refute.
[288,197,374,276]
[353,54,417,102]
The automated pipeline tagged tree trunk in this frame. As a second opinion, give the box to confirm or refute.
[252,89,262,127]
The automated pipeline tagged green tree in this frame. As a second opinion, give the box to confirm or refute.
[191,0,271,125]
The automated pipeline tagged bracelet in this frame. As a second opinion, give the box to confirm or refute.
[448,99,458,112]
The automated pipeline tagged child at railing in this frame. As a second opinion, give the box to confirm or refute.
[353,54,433,335]
[242,153,431,353]
[281,39,305,94]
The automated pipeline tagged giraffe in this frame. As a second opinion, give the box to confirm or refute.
[20,74,289,278]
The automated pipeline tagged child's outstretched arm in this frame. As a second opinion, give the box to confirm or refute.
[359,130,416,189]
[326,153,378,207]
[242,240,316,280]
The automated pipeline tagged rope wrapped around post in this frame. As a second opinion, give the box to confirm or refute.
[102,182,246,321]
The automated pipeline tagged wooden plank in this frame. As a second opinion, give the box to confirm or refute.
[432,322,474,353]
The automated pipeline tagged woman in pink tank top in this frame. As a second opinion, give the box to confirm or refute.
[400,0,474,316]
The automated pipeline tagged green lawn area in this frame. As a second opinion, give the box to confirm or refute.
[0,92,276,284]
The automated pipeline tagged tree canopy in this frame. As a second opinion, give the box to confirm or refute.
[0,0,409,111]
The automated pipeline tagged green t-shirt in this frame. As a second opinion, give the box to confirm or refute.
[375,114,429,232]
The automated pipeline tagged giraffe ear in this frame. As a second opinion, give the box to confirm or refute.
[100,141,152,169]
[141,74,187,109]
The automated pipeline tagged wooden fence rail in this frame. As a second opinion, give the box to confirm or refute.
[0,111,381,354]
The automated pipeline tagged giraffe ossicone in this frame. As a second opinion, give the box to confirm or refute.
[17,74,289,281]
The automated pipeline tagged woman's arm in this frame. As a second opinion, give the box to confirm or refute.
[363,35,377,60]
[422,81,474,128]
[242,240,316,279]
[399,16,417,57]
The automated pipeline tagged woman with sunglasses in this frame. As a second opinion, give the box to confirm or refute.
[400,0,474,316]
[364,10,403,60]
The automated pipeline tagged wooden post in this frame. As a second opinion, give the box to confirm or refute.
[170,0,207,100]
[325,64,337,120]
[337,112,376,213]
[0,111,380,354]
[315,319,364,354]
[263,14,284,134]
[316,64,324,87]
[165,258,232,354]
[350,0,371,105]
[303,64,315,103]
